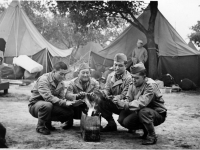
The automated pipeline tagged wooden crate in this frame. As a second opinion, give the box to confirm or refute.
[80,112,101,142]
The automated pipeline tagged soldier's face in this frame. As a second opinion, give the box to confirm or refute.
[137,42,143,48]
[132,73,145,87]
[113,61,126,75]
[54,69,68,82]
[78,69,91,82]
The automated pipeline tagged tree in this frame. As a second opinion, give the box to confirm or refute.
[54,1,158,79]
[189,21,200,47]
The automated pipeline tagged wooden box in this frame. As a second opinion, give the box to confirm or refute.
[80,112,101,142]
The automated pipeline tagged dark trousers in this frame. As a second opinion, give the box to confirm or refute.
[0,123,7,148]
[118,107,166,130]
[98,99,121,121]
[73,103,87,119]
[29,101,74,123]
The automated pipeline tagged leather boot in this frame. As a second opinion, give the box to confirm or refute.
[140,126,148,139]
[142,123,157,145]
[45,121,56,131]
[36,119,50,135]
[63,119,74,130]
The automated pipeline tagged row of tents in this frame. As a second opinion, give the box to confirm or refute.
[0,0,200,86]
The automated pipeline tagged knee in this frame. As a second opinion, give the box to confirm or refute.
[40,102,53,112]
[138,108,152,123]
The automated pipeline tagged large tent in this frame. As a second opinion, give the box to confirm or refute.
[74,41,103,60]
[90,5,200,86]
[188,41,198,51]
[0,0,72,76]
[71,41,103,70]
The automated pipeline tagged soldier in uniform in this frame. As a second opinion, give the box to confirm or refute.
[132,39,148,66]
[98,53,132,132]
[114,63,167,145]
[28,62,74,135]
[65,63,99,123]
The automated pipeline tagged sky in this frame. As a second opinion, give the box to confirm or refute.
[1,0,200,44]
[155,0,200,43]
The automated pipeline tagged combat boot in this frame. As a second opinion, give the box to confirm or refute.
[45,121,56,131]
[36,119,50,135]
[142,123,157,145]
[63,119,74,130]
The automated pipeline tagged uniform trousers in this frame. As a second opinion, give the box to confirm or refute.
[118,107,166,130]
[29,101,74,124]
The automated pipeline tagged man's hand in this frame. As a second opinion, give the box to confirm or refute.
[66,101,75,106]
[112,96,126,109]
[76,92,86,100]
[87,92,95,101]
[112,95,121,104]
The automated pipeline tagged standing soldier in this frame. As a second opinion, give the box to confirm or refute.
[132,39,148,66]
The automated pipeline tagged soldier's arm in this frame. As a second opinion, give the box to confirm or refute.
[102,74,112,96]
[119,76,132,99]
[65,82,77,100]
[124,83,155,111]
[37,76,67,107]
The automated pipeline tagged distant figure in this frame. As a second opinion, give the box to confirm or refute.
[132,39,148,66]
[28,62,74,135]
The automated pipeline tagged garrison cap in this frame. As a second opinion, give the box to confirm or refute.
[78,62,90,72]
[114,53,127,62]
[130,62,146,74]
[137,39,143,44]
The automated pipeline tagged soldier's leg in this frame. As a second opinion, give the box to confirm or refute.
[29,101,53,135]
[98,99,120,132]
[0,123,8,148]
[51,105,74,130]
[138,108,166,145]
[72,103,87,120]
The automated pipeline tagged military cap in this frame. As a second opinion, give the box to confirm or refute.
[130,62,146,74]
[137,39,143,44]
[114,53,127,62]
[78,62,90,72]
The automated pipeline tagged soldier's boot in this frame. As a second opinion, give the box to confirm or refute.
[45,121,56,131]
[140,125,148,139]
[36,119,51,135]
[62,119,74,130]
[142,123,157,145]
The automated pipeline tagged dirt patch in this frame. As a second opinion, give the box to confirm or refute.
[0,85,200,149]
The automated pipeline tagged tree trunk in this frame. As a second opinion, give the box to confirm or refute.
[146,1,158,79]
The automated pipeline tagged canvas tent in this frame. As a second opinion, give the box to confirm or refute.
[188,41,198,51]
[90,5,200,86]
[71,41,103,70]
[74,41,103,60]
[0,0,72,76]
